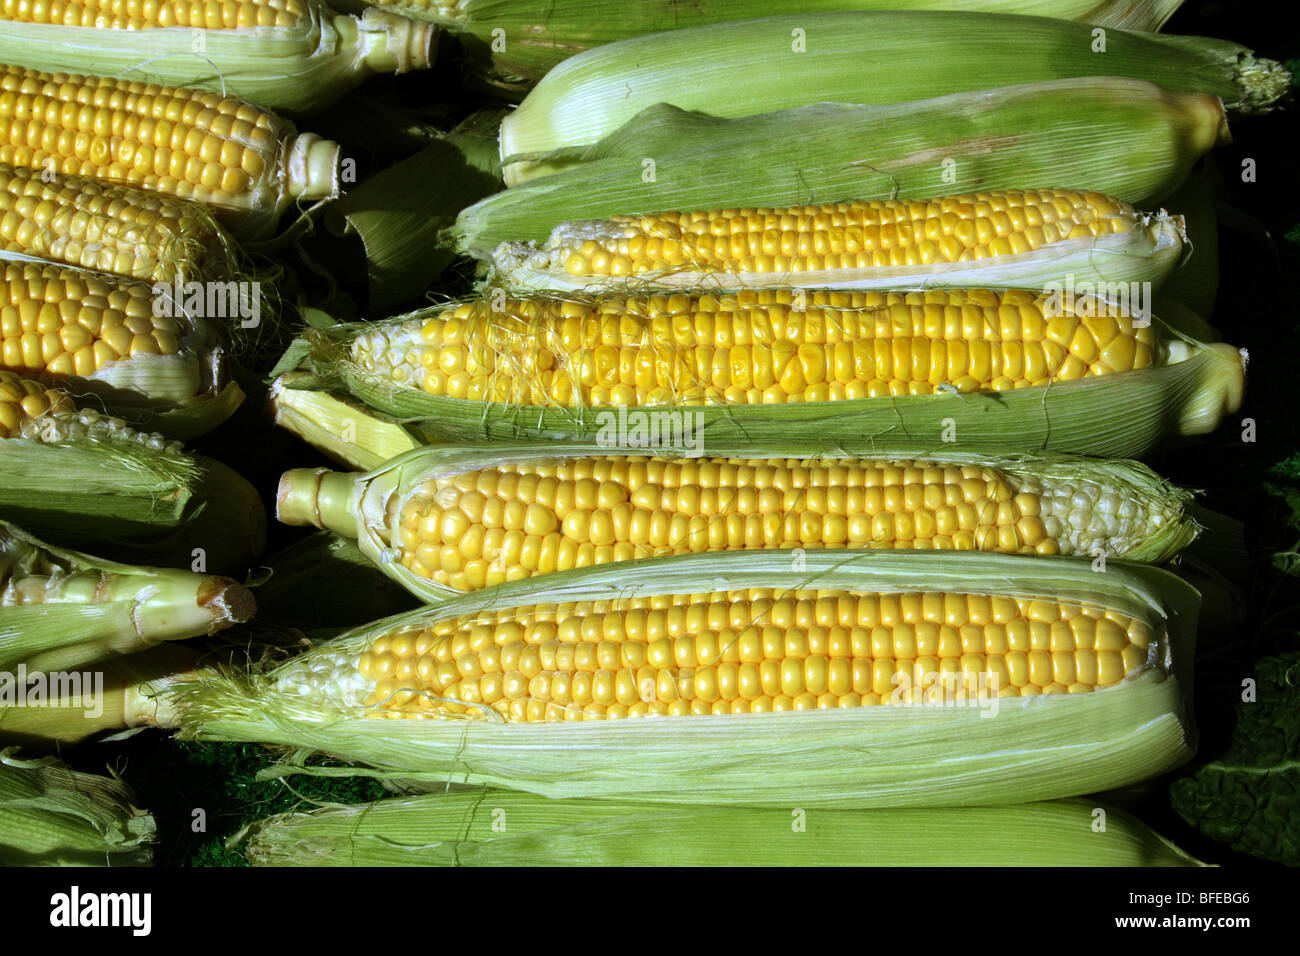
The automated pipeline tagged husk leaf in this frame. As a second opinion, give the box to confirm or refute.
[178,550,1198,809]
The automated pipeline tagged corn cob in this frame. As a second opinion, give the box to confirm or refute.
[0,644,203,749]
[492,189,1185,294]
[318,288,1245,456]
[0,261,239,436]
[0,750,154,866]
[0,63,340,235]
[0,371,265,572]
[241,792,1205,867]
[0,0,435,115]
[0,520,254,673]
[500,11,1288,185]
[277,445,1199,600]
[0,163,233,284]
[178,550,1197,807]
[457,78,1228,258]
[376,0,1186,89]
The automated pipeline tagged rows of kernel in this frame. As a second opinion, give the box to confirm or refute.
[355,588,1155,721]
[394,459,1062,591]
[560,190,1134,277]
[384,290,1155,407]
[0,164,200,280]
[0,367,69,435]
[0,65,276,204]
[1,263,182,377]
[0,0,308,27]
[371,0,450,14]
[658,190,1126,235]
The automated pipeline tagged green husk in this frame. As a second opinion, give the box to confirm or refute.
[276,442,1202,602]
[1183,506,1248,582]
[323,110,504,312]
[178,549,1198,808]
[0,749,154,866]
[402,0,1187,90]
[0,644,204,750]
[240,791,1204,867]
[139,377,245,440]
[0,417,198,539]
[106,455,268,577]
[251,531,420,636]
[1157,169,1220,321]
[456,78,1228,256]
[1155,300,1221,343]
[0,521,255,673]
[269,372,427,470]
[0,4,436,115]
[295,310,1245,459]
[500,11,1285,184]
[1173,558,1245,657]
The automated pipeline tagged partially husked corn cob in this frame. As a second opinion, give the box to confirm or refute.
[277,445,1198,600]
[500,11,1288,184]
[0,163,233,284]
[458,78,1229,259]
[179,550,1196,807]
[0,0,436,115]
[0,520,254,673]
[0,63,340,235]
[327,289,1245,456]
[375,0,1186,89]
[0,261,239,435]
[493,189,1185,294]
[0,371,265,570]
